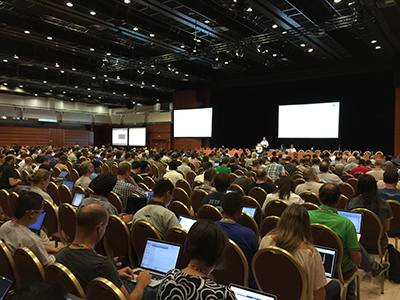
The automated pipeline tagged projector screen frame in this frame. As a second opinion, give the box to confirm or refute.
[173,107,213,138]
[128,127,147,146]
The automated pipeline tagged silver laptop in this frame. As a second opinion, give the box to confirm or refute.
[178,215,197,232]
[242,206,256,218]
[71,193,85,209]
[337,210,362,241]
[230,283,277,300]
[132,239,181,287]
[315,246,337,278]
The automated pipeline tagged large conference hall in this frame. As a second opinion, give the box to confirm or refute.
[1,0,400,300]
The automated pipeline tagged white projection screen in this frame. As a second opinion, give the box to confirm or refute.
[278,102,340,138]
[112,128,128,146]
[129,128,146,146]
[174,107,213,138]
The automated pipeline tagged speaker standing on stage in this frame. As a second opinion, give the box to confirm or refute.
[260,137,269,151]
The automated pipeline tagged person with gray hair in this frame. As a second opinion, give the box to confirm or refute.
[295,168,323,195]
[334,164,348,182]
[366,158,384,181]
[74,161,93,190]
[177,156,191,175]
[344,156,358,172]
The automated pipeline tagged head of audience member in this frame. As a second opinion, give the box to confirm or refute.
[140,161,150,173]
[383,161,396,171]
[347,156,356,164]
[290,159,299,166]
[155,154,162,162]
[75,204,109,247]
[383,169,399,187]
[181,157,189,165]
[221,192,243,221]
[169,160,179,171]
[89,173,117,197]
[229,157,237,165]
[251,159,260,169]
[303,168,318,182]
[374,159,383,169]
[106,153,114,161]
[204,169,216,184]
[299,158,306,166]
[27,169,51,189]
[23,157,33,166]
[318,183,341,207]
[358,158,366,166]
[4,155,15,166]
[7,281,67,300]
[255,169,267,182]
[243,171,254,180]
[184,219,229,272]
[92,161,101,174]
[275,175,295,200]
[117,162,131,179]
[251,152,257,159]
[0,153,5,164]
[335,163,345,175]
[13,191,44,225]
[58,154,68,165]
[152,179,174,205]
[131,161,141,174]
[213,172,230,193]
[319,161,330,173]
[79,161,93,177]
[268,204,312,253]
[270,156,279,164]
[312,157,320,166]
[125,152,132,161]
[284,156,291,164]
[356,174,379,203]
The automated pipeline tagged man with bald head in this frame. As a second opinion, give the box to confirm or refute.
[18,156,34,174]
[56,204,152,300]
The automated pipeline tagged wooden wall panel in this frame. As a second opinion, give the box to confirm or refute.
[49,129,64,147]
[0,127,49,146]
[64,129,91,147]
[173,138,202,151]
[146,124,171,149]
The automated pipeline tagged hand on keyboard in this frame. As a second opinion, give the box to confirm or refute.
[136,270,152,287]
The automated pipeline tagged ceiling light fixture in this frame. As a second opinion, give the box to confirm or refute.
[124,0,131,3]
[308,48,314,52]
[149,33,155,37]
[106,52,111,56]
[375,45,381,49]
[14,54,19,59]
[246,7,252,12]
[235,48,244,58]
[44,67,48,70]
[55,63,59,67]
[282,31,287,34]
[3,59,8,63]
[34,93,38,96]
[66,2,73,7]
[272,24,278,29]
[133,27,138,31]
[180,44,185,49]
[90,48,95,51]
[90,11,96,15]
[257,44,268,54]
[185,74,189,77]
[371,40,377,44]
[24,30,30,34]
[153,67,161,75]
[334,0,341,3]
[43,80,47,83]
[205,20,210,24]
[300,43,306,47]
[72,68,76,71]
[272,53,277,57]
[47,36,53,40]
[137,69,145,75]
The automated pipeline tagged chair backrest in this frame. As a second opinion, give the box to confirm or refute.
[130,221,161,262]
[70,168,80,182]
[292,173,303,181]
[0,189,12,218]
[186,170,197,187]
[172,187,191,207]
[228,184,245,196]
[252,246,307,300]
[248,187,268,207]
[176,179,192,196]
[212,239,249,287]
[108,191,124,214]
[197,204,223,221]
[192,180,203,189]
[265,176,274,184]
[346,178,358,191]
[352,172,364,179]
[143,177,155,189]
[302,202,319,211]
[260,216,280,238]
[45,262,86,299]
[242,196,262,225]
[150,164,159,179]
[338,182,355,199]
[138,182,149,191]
[336,194,349,210]
[101,164,110,174]
[104,215,133,268]
[59,184,73,204]
[190,189,208,215]
[388,200,400,230]
[14,247,45,286]
[229,173,238,184]
[294,178,306,188]
[66,161,73,172]
[58,203,77,243]
[111,164,118,176]
[0,240,18,288]
[164,227,189,269]
[237,212,259,237]
[86,277,127,300]
[43,199,61,237]
[168,201,191,219]
[7,192,19,217]
[234,169,245,176]
[85,188,94,198]
[264,200,288,217]
[46,182,60,206]
[21,170,30,185]
[74,185,86,195]
[298,191,321,205]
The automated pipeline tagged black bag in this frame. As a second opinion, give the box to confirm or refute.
[388,244,400,283]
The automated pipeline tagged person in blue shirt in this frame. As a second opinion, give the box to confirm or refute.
[216,192,259,288]
[378,169,400,202]
[201,172,230,212]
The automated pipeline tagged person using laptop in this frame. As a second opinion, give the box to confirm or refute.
[56,204,153,300]
[216,193,259,289]
[28,169,55,205]
[260,204,340,300]
[200,172,231,212]
[131,179,181,238]
[157,219,236,300]
[74,161,93,190]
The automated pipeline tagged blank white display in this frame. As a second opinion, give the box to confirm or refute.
[174,108,213,138]
[278,102,340,138]
[112,128,128,146]
[129,128,146,146]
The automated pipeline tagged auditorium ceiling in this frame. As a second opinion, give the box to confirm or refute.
[1,0,400,107]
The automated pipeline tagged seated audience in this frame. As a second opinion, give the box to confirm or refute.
[54,154,69,172]
[194,169,217,194]
[157,219,235,300]
[131,179,181,238]
[215,156,232,174]
[366,159,384,181]
[228,156,240,172]
[56,204,152,300]
[194,162,213,183]
[318,161,342,184]
[260,204,340,300]
[74,161,93,190]
[163,161,183,186]
[130,161,143,184]
[28,169,54,204]
[350,158,370,175]
[105,153,115,168]
[231,171,253,192]
[282,156,297,175]
[0,155,22,192]
[153,154,167,179]
[201,172,230,212]
[297,158,307,172]
[18,156,33,174]
[333,163,347,182]
[344,156,358,172]
[378,169,400,202]
[262,176,303,214]
[90,160,101,180]
[246,169,277,195]
[295,168,323,195]
[216,193,258,288]
[178,157,192,175]
[264,156,285,181]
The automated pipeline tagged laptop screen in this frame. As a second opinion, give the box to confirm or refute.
[242,207,256,218]
[226,190,237,194]
[178,215,197,232]
[140,239,181,274]
[63,180,74,192]
[0,276,13,300]
[337,210,362,234]
[145,191,154,201]
[29,212,46,231]
[230,284,277,300]
[315,246,337,278]
[58,170,68,178]
[72,193,85,207]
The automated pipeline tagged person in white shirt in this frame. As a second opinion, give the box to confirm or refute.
[260,137,269,152]
[288,144,297,153]
[163,161,183,186]
[194,162,214,183]
[177,157,192,175]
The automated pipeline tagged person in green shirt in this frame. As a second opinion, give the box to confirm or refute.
[215,156,231,174]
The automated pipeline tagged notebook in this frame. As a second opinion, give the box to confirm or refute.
[145,191,154,201]
[125,196,147,215]
[54,170,69,182]
[0,276,13,300]
[132,239,181,287]
[178,215,197,231]
[28,212,46,235]
[242,207,256,218]
[337,210,362,240]
[63,180,74,192]
[71,193,85,209]
[315,246,337,278]
[229,284,277,300]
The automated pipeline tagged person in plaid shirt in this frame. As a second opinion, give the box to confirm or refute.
[194,169,217,195]
[265,156,285,181]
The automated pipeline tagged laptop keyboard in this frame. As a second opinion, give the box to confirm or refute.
[134,270,164,281]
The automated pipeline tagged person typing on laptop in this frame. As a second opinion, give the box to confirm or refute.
[56,204,153,300]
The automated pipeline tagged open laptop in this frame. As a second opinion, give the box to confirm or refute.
[178,215,197,232]
[125,196,147,215]
[28,212,46,235]
[337,210,362,241]
[63,180,74,192]
[54,170,69,182]
[229,284,277,300]
[132,239,181,287]
[71,193,85,209]
[315,246,337,278]
[0,276,13,300]
[242,206,256,218]
[145,191,154,201]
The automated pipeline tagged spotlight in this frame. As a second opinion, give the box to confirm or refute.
[137,69,145,75]
[167,64,177,73]
[153,67,161,75]
[235,48,244,58]
[257,44,268,54]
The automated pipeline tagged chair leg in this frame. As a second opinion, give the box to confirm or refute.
[340,282,348,300]
[356,275,360,300]
[396,237,398,250]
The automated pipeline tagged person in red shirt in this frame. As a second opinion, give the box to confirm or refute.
[350,158,370,175]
